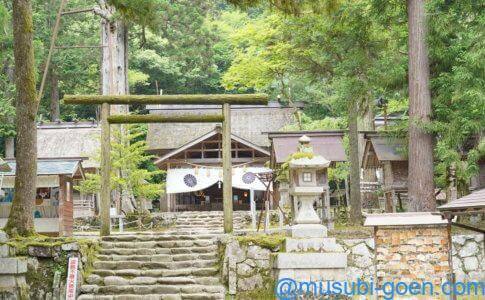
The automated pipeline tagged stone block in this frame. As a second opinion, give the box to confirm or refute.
[0,275,16,288]
[0,231,8,243]
[247,245,270,260]
[291,268,346,282]
[365,238,375,249]
[453,235,467,246]
[353,255,373,268]
[236,262,253,276]
[285,237,343,253]
[225,241,246,263]
[228,257,236,295]
[463,256,479,272]
[351,243,371,257]
[274,252,347,269]
[61,242,79,252]
[287,224,327,238]
[459,241,479,258]
[0,258,22,274]
[16,259,27,274]
[28,246,54,258]
[238,274,263,291]
[0,245,9,258]
[255,259,270,269]
[345,266,364,281]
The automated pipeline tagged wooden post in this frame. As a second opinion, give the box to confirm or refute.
[222,103,233,233]
[383,161,396,212]
[324,187,333,230]
[250,189,256,229]
[100,103,111,236]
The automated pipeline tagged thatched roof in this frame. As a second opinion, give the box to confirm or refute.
[146,102,299,151]
[37,122,100,168]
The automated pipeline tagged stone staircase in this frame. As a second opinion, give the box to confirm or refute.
[79,232,225,300]
[78,211,251,300]
[173,211,250,233]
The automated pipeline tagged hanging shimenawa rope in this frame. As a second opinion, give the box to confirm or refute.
[168,158,267,169]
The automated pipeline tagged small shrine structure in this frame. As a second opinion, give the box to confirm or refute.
[361,132,407,212]
[0,158,84,236]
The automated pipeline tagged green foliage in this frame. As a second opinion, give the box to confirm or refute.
[224,0,485,195]
[282,114,346,131]
[108,0,162,30]
[125,210,153,227]
[0,2,15,141]
[75,124,165,201]
[236,233,285,251]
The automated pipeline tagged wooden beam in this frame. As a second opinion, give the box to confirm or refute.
[108,114,224,124]
[100,103,111,236]
[55,45,106,49]
[222,103,233,233]
[61,8,94,15]
[63,94,269,105]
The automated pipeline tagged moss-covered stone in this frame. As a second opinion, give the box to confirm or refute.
[236,234,285,251]
[1,235,99,298]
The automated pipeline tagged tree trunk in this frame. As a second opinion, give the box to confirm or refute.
[348,101,362,223]
[50,69,60,121]
[407,0,435,211]
[5,0,37,236]
[99,3,133,213]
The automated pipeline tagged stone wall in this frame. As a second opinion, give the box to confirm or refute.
[375,226,450,286]
[220,236,277,295]
[0,232,98,300]
[451,234,484,282]
[220,233,484,294]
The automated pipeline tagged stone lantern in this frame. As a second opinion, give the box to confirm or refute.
[274,135,347,284]
[288,135,330,237]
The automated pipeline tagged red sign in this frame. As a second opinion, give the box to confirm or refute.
[65,257,79,300]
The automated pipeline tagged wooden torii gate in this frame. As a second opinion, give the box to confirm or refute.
[63,94,268,236]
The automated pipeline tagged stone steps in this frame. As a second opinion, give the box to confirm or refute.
[78,211,241,298]
[96,252,218,262]
[100,240,216,249]
[80,284,224,294]
[101,234,218,242]
[91,267,220,278]
[87,275,221,286]
[78,293,224,300]
[92,259,219,270]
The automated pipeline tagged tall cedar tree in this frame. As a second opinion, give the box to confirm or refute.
[407,0,435,211]
[4,0,37,236]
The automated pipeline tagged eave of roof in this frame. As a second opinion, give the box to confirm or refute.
[268,131,347,163]
[0,159,84,177]
[154,128,270,165]
[266,130,346,138]
[438,188,485,213]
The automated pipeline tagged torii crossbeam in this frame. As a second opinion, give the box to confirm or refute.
[63,94,268,236]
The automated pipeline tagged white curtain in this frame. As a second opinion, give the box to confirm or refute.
[166,167,272,194]
[0,175,59,188]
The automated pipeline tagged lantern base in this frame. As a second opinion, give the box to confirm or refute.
[287,223,328,238]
